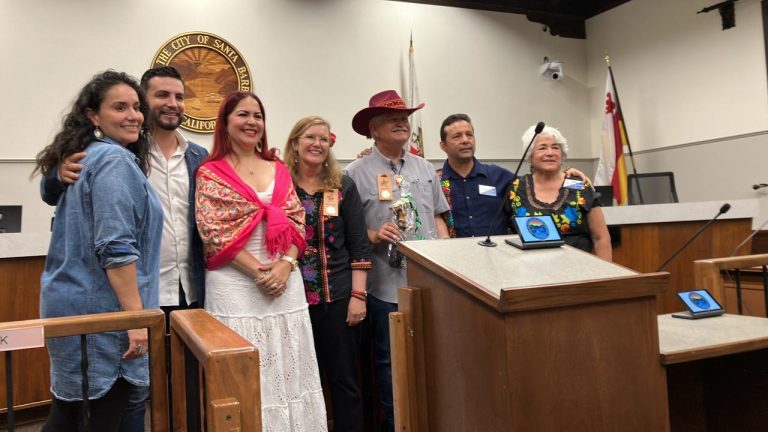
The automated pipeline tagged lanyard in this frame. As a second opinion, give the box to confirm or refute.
[390,159,405,189]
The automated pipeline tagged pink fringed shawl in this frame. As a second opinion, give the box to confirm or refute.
[195,158,306,270]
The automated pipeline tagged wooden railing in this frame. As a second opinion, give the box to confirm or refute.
[169,309,260,431]
[0,310,168,431]
[693,253,768,315]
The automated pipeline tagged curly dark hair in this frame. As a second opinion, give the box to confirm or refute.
[34,70,150,176]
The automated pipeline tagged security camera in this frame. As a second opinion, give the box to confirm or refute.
[539,59,564,81]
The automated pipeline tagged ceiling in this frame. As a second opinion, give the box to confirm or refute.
[390,0,633,38]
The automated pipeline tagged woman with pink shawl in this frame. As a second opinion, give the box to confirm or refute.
[195,91,327,430]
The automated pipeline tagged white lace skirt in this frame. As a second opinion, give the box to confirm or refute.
[205,224,327,431]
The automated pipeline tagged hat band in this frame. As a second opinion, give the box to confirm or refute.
[377,99,408,109]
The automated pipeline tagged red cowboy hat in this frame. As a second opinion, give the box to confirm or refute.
[351,90,425,137]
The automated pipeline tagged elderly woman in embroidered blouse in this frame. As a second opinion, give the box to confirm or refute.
[503,124,612,261]
[195,92,327,430]
[283,116,372,432]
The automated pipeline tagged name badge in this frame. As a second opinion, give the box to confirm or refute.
[323,189,339,216]
[479,184,497,197]
[563,179,584,190]
[0,326,45,352]
[378,174,393,201]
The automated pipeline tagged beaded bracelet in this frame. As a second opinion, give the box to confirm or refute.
[351,290,368,302]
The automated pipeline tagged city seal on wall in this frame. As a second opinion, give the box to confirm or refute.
[150,32,252,133]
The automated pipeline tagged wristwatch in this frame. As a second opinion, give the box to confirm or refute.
[280,255,299,271]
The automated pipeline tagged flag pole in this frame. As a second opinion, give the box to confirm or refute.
[604,55,640,177]
[408,30,424,156]
[409,30,414,107]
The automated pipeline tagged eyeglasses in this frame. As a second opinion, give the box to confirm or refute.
[299,134,330,145]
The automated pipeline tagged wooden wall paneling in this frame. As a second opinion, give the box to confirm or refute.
[751,231,768,254]
[611,223,660,272]
[0,256,49,412]
[723,273,767,316]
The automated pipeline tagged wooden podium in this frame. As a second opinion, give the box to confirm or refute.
[391,236,671,431]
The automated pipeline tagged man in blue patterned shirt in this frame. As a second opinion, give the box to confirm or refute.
[438,113,515,237]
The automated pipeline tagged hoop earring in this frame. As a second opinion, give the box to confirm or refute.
[93,126,103,139]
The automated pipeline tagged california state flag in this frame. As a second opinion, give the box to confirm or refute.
[408,37,424,157]
[595,70,629,205]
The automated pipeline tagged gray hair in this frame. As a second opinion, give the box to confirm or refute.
[521,124,569,162]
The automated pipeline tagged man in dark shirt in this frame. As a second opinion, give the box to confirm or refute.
[439,114,515,237]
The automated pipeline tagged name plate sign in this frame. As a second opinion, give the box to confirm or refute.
[0,326,44,352]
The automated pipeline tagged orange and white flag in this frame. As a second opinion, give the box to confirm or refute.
[595,69,629,205]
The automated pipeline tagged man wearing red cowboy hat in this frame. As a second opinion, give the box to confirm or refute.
[345,89,450,432]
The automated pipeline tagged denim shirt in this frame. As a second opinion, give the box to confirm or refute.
[40,137,163,400]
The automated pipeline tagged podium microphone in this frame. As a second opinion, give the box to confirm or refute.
[753,183,768,190]
[479,121,545,247]
[655,203,731,272]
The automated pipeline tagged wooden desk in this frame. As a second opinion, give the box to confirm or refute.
[603,200,758,313]
[659,314,768,431]
[0,233,50,412]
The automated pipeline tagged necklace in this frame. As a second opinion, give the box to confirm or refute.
[390,160,405,188]
[230,155,259,175]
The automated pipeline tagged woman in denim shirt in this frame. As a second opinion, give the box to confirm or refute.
[34,70,162,431]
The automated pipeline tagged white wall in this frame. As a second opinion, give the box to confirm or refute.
[1,0,767,233]
[586,0,768,152]
[1,0,592,233]
[584,0,768,222]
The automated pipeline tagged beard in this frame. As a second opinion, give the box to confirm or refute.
[151,110,184,131]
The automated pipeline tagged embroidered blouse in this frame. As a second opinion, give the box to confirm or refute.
[503,174,601,253]
[297,175,372,305]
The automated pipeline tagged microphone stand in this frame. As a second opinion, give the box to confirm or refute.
[655,204,731,272]
[478,121,545,247]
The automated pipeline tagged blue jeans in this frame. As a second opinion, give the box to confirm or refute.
[43,378,139,432]
[368,295,397,432]
[120,384,149,432]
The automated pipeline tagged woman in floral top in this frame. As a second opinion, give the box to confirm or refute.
[503,124,612,261]
[283,116,372,431]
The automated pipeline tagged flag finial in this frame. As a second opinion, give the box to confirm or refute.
[604,53,611,66]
